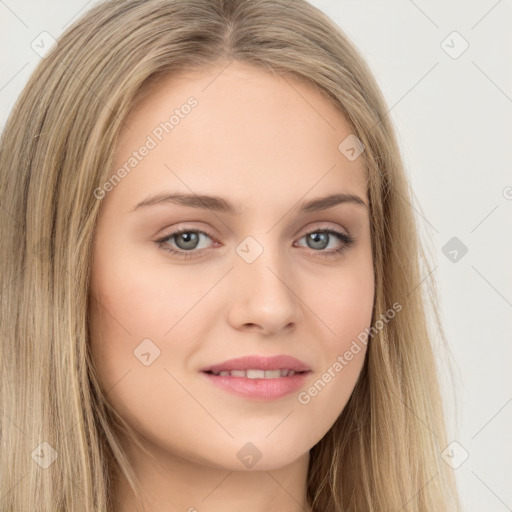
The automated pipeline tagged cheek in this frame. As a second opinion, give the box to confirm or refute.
[297,262,374,416]
[87,245,219,407]
[306,257,375,348]
[89,240,213,340]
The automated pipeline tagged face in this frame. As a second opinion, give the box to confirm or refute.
[89,60,374,473]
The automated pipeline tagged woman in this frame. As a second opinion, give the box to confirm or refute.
[0,0,461,510]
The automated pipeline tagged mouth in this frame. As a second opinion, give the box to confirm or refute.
[200,355,312,400]
[200,354,312,374]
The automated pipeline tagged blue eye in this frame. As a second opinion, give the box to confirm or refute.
[155,227,355,259]
[295,229,355,256]
[156,229,214,259]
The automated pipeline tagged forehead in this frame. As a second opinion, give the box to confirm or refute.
[109,61,368,214]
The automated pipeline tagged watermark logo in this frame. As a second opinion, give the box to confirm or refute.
[31,441,58,469]
[338,134,365,161]
[31,31,57,59]
[441,31,469,60]
[236,236,264,263]
[441,440,469,469]
[442,236,468,263]
[134,338,161,366]
[237,442,262,468]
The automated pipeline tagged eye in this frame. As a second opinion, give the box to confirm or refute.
[155,226,355,259]
[155,228,216,259]
[294,228,355,257]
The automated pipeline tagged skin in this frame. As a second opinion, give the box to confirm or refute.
[88,60,374,512]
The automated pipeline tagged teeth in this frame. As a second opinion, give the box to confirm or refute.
[247,369,265,379]
[209,369,300,378]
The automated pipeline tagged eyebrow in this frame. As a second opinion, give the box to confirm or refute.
[131,192,368,214]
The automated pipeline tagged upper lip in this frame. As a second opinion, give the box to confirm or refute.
[201,355,312,373]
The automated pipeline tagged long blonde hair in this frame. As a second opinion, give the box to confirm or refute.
[0,0,461,510]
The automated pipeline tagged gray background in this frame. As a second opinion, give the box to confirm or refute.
[1,1,511,510]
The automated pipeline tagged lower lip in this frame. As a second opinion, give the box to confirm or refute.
[201,371,311,400]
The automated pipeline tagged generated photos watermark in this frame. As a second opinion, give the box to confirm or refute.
[297,301,402,405]
[93,96,198,200]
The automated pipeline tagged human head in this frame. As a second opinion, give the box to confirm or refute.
[0,1,459,511]
[89,58,375,510]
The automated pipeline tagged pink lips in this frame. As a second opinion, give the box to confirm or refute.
[201,354,312,373]
[200,354,312,401]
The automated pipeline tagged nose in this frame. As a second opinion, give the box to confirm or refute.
[226,243,303,335]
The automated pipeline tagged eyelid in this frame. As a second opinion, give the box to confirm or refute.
[156,221,351,240]
[297,221,351,238]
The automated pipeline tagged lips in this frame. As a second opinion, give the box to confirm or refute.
[200,355,312,400]
[200,354,312,374]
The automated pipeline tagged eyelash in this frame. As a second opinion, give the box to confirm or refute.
[155,225,356,260]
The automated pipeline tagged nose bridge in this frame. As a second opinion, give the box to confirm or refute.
[229,233,301,331]
[235,232,287,289]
